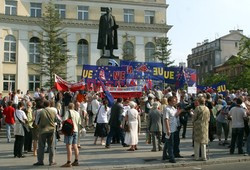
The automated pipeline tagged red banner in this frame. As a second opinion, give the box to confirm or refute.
[54,74,85,92]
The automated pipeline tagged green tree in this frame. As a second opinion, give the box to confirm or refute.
[202,72,228,86]
[226,37,250,89]
[37,1,70,88]
[154,37,174,66]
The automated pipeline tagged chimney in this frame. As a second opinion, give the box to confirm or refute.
[229,29,243,34]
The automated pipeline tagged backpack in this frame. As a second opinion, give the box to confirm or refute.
[61,110,74,136]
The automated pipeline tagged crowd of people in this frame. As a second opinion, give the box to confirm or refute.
[0,87,250,166]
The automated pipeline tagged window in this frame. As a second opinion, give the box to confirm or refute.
[4,35,16,62]
[55,4,66,19]
[145,42,155,62]
[29,37,40,63]
[5,0,17,15]
[145,10,155,24]
[29,75,40,91]
[235,42,238,48]
[124,9,134,23]
[78,6,88,20]
[3,74,15,91]
[123,41,134,60]
[77,39,89,65]
[30,3,42,17]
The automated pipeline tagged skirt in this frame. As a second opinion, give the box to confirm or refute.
[94,123,108,137]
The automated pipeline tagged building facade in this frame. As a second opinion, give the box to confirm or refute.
[0,0,171,94]
[187,30,244,84]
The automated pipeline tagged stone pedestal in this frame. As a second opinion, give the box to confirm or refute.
[96,56,120,66]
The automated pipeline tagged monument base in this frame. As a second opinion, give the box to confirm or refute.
[96,56,120,66]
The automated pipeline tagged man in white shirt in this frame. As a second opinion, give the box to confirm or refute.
[34,88,40,100]
[162,96,181,163]
[229,98,247,154]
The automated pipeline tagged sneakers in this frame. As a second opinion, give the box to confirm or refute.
[72,161,79,166]
[61,162,72,167]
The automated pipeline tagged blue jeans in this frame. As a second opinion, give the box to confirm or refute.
[230,128,244,154]
[106,126,125,146]
[6,123,14,142]
[247,127,250,155]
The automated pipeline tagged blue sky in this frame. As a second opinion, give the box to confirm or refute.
[167,0,250,65]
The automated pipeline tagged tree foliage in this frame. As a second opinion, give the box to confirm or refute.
[37,1,70,88]
[202,37,250,90]
[154,37,174,66]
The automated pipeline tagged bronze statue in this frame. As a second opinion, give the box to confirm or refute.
[97,7,119,58]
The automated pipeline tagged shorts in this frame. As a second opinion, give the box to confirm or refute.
[64,132,78,145]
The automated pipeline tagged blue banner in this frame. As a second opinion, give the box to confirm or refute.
[120,60,164,80]
[120,60,196,86]
[82,65,127,87]
[197,81,227,95]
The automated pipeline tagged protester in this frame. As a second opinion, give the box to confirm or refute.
[61,103,81,167]
[3,101,15,143]
[32,99,44,156]
[24,101,33,153]
[124,101,139,151]
[193,97,210,161]
[91,94,100,127]
[145,96,153,144]
[229,98,248,154]
[162,96,181,163]
[94,99,110,145]
[106,98,127,148]
[148,102,162,152]
[14,102,27,158]
[33,100,56,166]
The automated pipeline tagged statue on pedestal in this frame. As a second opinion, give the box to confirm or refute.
[97,7,119,58]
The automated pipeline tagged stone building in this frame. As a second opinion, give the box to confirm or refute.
[0,0,171,93]
[187,29,244,84]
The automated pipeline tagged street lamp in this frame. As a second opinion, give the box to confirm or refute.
[195,64,201,85]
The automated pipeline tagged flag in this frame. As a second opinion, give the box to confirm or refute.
[99,79,114,107]
[175,66,187,89]
[54,74,85,92]
[108,59,119,66]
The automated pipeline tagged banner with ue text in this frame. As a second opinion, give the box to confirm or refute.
[120,60,196,86]
[197,81,227,95]
[82,65,127,87]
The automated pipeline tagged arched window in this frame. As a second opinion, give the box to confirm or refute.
[123,41,134,60]
[145,42,155,62]
[77,39,88,65]
[29,37,40,63]
[4,35,16,62]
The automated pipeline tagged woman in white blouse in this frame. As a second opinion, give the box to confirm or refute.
[14,102,28,158]
[94,99,110,145]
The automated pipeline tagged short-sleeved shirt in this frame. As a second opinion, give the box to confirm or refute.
[14,109,27,136]
[229,106,247,128]
[163,105,178,133]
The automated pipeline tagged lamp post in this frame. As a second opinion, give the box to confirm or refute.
[195,64,201,85]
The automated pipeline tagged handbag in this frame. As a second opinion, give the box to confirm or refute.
[94,106,102,123]
[124,121,130,132]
